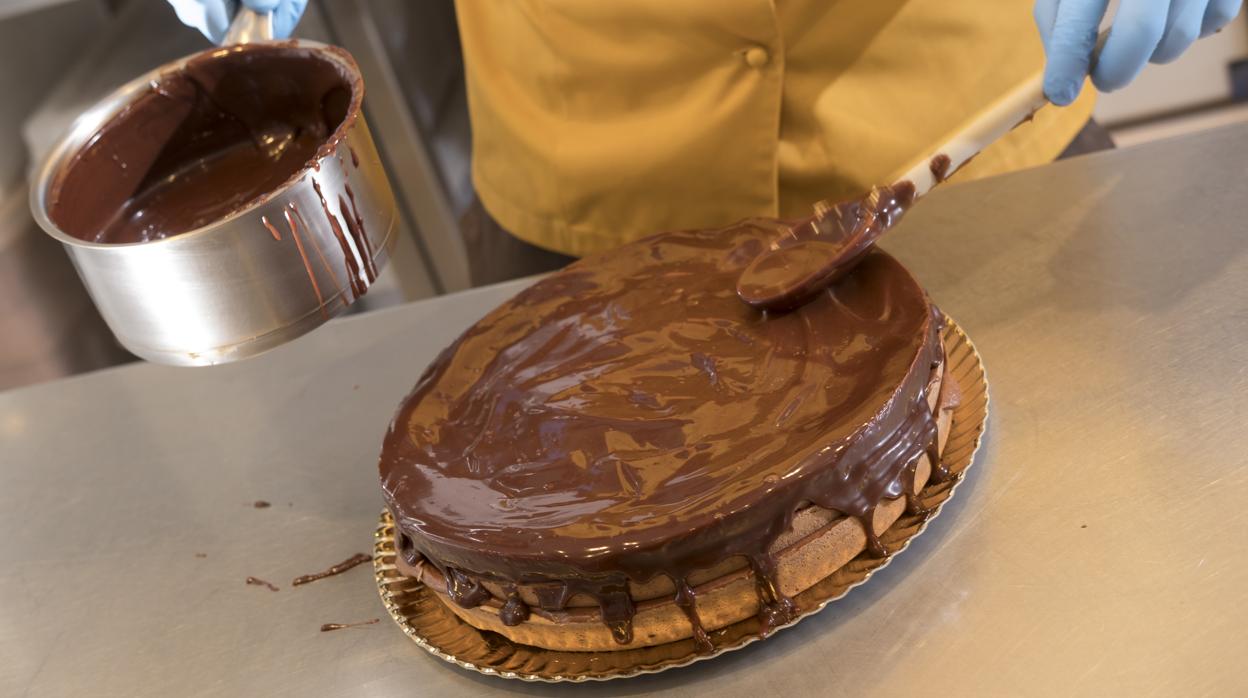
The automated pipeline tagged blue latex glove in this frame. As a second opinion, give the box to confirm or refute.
[167,0,307,44]
[1036,0,1244,105]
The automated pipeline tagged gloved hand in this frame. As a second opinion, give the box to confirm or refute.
[167,0,308,44]
[1035,0,1244,105]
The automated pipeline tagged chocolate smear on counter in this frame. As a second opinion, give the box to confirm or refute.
[48,44,359,244]
[320,619,379,632]
[253,500,271,508]
[735,182,917,312]
[246,576,279,591]
[291,553,371,587]
[381,221,945,646]
[194,553,208,558]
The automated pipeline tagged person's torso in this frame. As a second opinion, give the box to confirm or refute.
[456,0,1095,256]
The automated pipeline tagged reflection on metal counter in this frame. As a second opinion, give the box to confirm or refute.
[0,186,132,391]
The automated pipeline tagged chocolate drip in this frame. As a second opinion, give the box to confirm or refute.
[343,183,377,277]
[500,591,531,626]
[674,578,713,653]
[595,582,636,645]
[397,532,420,565]
[858,511,889,559]
[927,438,951,484]
[533,583,574,611]
[340,187,377,278]
[381,223,943,646]
[529,577,636,644]
[288,203,347,309]
[445,568,493,609]
[312,179,376,298]
[282,204,328,318]
[606,620,633,645]
[261,217,282,241]
[903,454,932,518]
[749,555,797,635]
[905,492,931,518]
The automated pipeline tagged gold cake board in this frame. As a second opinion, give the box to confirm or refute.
[373,316,988,682]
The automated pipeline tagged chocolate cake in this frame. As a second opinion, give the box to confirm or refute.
[379,219,955,652]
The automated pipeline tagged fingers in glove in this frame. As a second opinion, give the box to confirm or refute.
[1092,0,1168,91]
[271,0,308,39]
[1201,0,1242,35]
[204,0,237,44]
[1035,0,1063,48]
[1152,0,1210,64]
[1043,0,1111,105]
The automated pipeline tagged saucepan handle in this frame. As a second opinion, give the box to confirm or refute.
[222,6,274,45]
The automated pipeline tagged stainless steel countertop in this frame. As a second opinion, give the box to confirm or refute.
[3,124,1247,697]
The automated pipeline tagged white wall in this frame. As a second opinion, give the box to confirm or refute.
[1094,10,1248,124]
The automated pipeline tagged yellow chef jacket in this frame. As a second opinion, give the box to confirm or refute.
[455,0,1096,258]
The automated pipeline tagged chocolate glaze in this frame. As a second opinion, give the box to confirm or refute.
[48,44,356,244]
[735,182,916,312]
[380,222,944,645]
[291,553,371,586]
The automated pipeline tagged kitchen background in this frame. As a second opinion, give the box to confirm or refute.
[2,0,1244,391]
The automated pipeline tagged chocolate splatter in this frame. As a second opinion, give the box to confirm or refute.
[320,618,379,632]
[292,553,371,587]
[246,576,279,592]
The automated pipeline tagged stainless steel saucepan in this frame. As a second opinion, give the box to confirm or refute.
[29,9,398,366]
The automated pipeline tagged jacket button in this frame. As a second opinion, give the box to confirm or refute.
[744,46,770,69]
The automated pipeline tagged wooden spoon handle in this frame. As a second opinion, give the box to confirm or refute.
[882,29,1110,202]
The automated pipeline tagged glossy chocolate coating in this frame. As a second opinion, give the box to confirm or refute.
[48,44,354,244]
[380,221,943,643]
[736,182,916,312]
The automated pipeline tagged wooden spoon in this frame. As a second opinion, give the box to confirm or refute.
[736,33,1108,312]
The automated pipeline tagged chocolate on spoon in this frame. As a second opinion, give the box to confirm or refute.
[736,183,915,312]
[735,29,1111,313]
